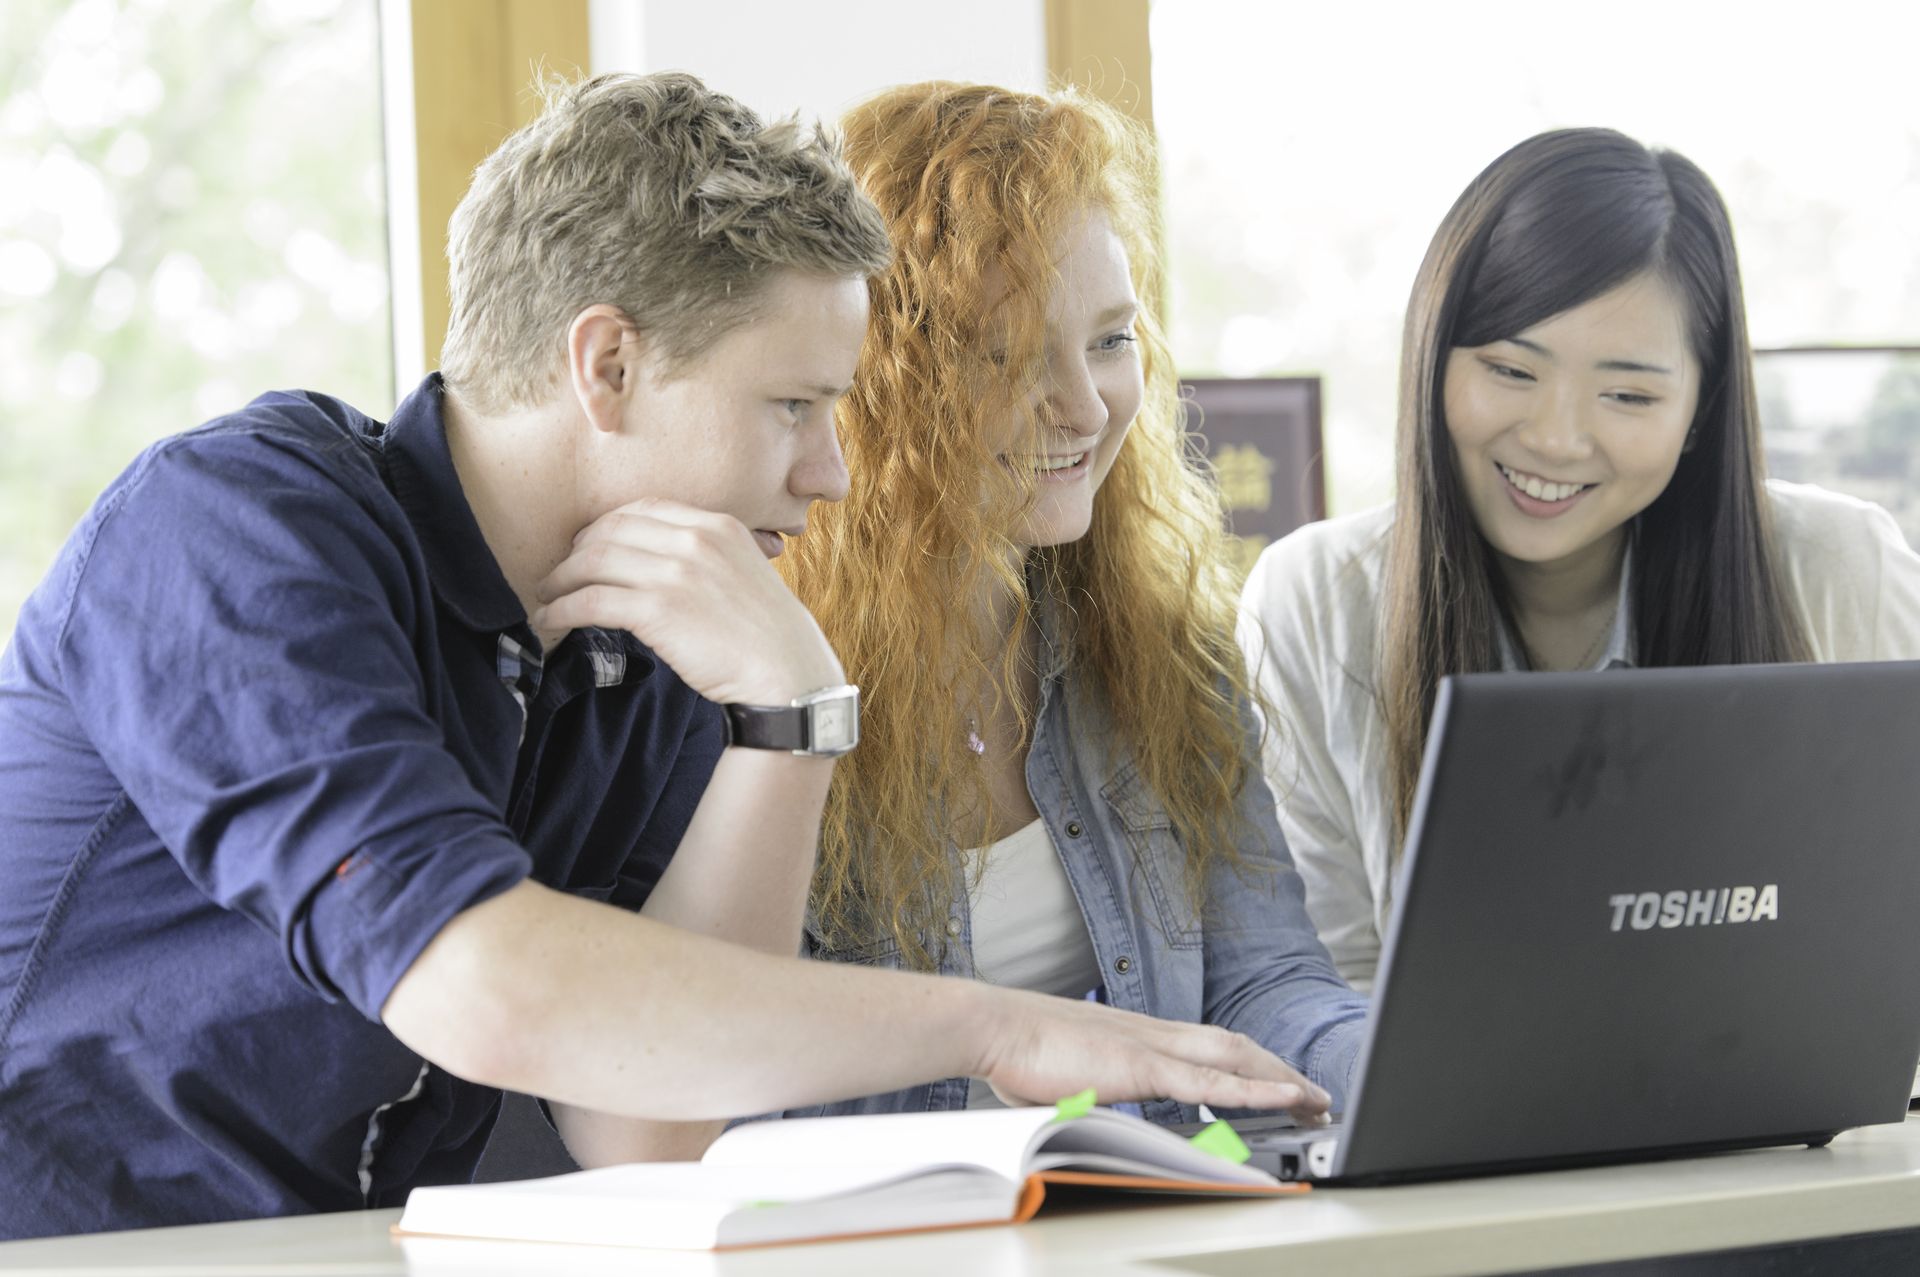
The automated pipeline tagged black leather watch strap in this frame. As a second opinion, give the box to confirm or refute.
[721,701,808,751]
[719,684,860,757]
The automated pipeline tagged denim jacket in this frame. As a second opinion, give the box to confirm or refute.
[774,612,1369,1127]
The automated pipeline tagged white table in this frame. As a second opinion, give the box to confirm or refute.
[6,1116,1920,1276]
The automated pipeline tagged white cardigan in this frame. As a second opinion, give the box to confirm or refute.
[1237,480,1920,991]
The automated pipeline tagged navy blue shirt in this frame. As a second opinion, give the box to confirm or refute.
[0,376,725,1239]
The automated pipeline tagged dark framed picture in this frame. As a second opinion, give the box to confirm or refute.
[1180,376,1326,581]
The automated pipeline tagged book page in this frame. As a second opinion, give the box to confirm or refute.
[1032,1110,1280,1186]
[706,1106,1279,1189]
[396,1163,960,1249]
[706,1108,1068,1185]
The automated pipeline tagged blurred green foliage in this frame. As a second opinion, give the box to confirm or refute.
[0,0,390,637]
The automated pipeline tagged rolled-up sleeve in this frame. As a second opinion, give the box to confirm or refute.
[51,431,530,1020]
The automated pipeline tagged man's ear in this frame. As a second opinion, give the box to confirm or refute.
[566,304,641,435]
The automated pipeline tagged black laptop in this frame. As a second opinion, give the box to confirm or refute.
[1218,661,1920,1184]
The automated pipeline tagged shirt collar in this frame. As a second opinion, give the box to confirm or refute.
[378,375,659,682]
[1496,546,1637,673]
[379,374,527,635]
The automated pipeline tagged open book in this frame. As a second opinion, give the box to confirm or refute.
[394,1105,1306,1251]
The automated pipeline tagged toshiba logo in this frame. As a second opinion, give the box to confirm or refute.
[1608,886,1779,932]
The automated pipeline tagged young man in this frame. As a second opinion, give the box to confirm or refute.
[0,73,1326,1241]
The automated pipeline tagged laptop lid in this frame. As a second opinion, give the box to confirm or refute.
[1332,661,1920,1182]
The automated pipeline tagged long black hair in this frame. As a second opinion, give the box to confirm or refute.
[1381,128,1811,836]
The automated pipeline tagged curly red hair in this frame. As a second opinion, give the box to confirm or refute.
[783,82,1261,966]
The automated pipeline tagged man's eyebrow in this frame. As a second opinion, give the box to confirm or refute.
[1503,337,1674,376]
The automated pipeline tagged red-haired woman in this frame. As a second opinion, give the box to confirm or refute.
[770,81,1368,1122]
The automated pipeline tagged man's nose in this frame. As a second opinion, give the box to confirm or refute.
[792,418,851,504]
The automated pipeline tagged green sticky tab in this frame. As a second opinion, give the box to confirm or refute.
[1052,1087,1097,1122]
[1188,1119,1252,1164]
[746,1200,783,1210]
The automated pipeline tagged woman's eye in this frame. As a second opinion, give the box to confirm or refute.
[1608,392,1657,408]
[1095,331,1138,355]
[781,399,810,419]
[1483,359,1533,382]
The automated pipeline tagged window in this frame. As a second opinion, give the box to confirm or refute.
[0,0,391,635]
[1152,1,1920,518]
[1759,348,1920,549]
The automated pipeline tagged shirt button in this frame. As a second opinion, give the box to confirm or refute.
[946,917,963,937]
[1065,820,1083,837]
[1114,956,1132,974]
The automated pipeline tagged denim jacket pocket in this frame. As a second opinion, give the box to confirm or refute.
[1100,762,1203,950]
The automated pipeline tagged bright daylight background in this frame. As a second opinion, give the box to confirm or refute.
[2,0,1918,638]
[0,0,389,637]
[1154,0,1920,521]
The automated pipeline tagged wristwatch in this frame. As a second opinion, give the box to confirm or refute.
[721,684,861,757]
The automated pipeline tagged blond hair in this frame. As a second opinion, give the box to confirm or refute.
[440,72,891,413]
[784,82,1260,968]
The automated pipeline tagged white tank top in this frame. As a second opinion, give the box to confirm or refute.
[963,818,1102,1109]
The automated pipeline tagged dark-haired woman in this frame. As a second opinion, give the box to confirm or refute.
[1238,128,1920,990]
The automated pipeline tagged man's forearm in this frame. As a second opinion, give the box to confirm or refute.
[387,880,1333,1152]
[638,747,832,955]
[553,747,835,1163]
[386,881,987,1121]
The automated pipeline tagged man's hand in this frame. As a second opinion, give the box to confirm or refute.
[530,499,842,705]
[974,989,1333,1124]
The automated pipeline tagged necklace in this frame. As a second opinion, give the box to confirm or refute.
[1572,600,1621,671]
[968,616,1043,757]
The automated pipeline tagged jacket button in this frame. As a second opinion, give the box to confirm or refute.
[1065,820,1083,837]
[946,917,962,937]
[1114,956,1132,974]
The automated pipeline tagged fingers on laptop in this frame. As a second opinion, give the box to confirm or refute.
[980,995,1331,1118]
[1100,1017,1331,1117]
[1149,1023,1332,1120]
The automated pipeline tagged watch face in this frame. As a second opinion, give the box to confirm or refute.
[808,699,856,752]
